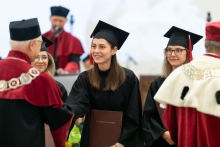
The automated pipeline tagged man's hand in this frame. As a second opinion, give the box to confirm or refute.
[110,142,124,147]
[162,131,175,145]
[56,68,68,74]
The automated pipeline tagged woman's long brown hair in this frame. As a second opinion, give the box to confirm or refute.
[88,41,126,92]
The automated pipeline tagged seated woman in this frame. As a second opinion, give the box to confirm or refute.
[31,36,67,102]
[142,26,203,147]
[66,20,143,147]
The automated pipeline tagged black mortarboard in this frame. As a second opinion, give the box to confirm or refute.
[164,26,203,50]
[40,36,54,52]
[90,20,129,50]
[51,6,69,18]
[10,18,41,41]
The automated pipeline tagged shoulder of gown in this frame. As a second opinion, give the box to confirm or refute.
[122,67,138,82]
[55,80,68,102]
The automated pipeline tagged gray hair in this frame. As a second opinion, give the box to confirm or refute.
[9,36,42,49]
[205,40,220,54]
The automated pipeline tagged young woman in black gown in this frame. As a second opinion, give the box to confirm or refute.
[67,20,143,147]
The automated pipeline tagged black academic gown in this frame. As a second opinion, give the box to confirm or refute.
[56,80,68,102]
[142,77,177,147]
[66,68,144,147]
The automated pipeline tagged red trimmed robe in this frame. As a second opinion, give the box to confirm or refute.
[0,51,74,147]
[163,105,220,147]
[154,54,220,147]
[43,30,84,72]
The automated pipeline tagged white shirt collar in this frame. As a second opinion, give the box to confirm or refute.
[206,53,219,56]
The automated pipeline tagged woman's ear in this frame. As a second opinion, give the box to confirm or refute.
[111,46,117,55]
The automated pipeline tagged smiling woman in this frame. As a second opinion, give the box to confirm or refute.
[32,51,49,72]
[162,45,189,78]
[89,38,125,91]
[66,20,143,147]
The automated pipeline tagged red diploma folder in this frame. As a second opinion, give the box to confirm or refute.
[89,109,123,147]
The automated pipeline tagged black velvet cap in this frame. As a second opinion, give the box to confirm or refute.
[90,20,129,50]
[9,18,41,41]
[164,26,203,49]
[40,36,54,52]
[51,6,69,18]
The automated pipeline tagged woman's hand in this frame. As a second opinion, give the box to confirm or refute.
[110,142,124,147]
[162,131,175,145]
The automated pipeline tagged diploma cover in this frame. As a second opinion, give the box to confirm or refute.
[89,109,122,147]
[155,102,167,130]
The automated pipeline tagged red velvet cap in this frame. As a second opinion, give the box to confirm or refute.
[206,21,220,42]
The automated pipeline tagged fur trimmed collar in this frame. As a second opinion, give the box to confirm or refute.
[154,55,220,118]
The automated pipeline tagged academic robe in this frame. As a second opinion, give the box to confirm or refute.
[66,68,144,147]
[43,30,84,72]
[142,77,177,147]
[155,54,220,147]
[0,50,74,147]
[56,80,68,102]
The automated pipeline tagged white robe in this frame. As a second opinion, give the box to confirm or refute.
[154,55,220,118]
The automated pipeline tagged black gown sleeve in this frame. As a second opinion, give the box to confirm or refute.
[41,104,74,147]
[66,73,90,123]
[142,80,168,147]
[118,74,143,147]
[56,80,68,103]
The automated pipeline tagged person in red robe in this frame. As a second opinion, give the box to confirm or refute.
[154,21,220,147]
[43,6,84,75]
[0,18,74,147]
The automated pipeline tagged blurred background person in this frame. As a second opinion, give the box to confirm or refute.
[142,26,202,147]
[43,6,84,75]
[82,54,93,70]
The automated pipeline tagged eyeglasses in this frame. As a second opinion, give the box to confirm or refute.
[165,47,186,55]
[35,56,48,63]
[35,40,46,48]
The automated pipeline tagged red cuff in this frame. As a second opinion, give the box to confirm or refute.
[64,62,79,71]
[51,114,74,147]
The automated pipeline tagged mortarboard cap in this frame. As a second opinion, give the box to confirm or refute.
[10,18,41,41]
[164,26,203,50]
[40,36,54,52]
[51,6,69,18]
[90,20,129,50]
